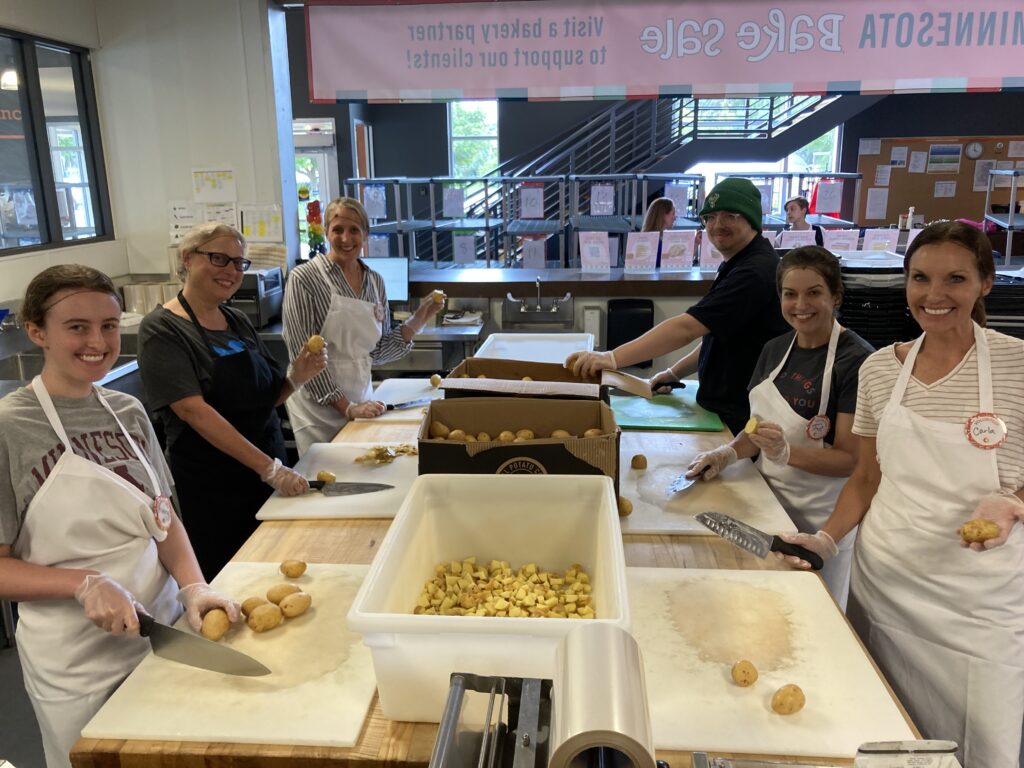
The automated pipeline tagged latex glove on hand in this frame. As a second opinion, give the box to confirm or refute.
[686,445,737,481]
[774,531,839,570]
[746,420,790,465]
[75,573,143,635]
[261,458,309,497]
[177,583,242,633]
[960,492,1024,551]
[345,400,386,420]
[288,347,328,390]
[565,350,616,378]
[649,368,680,395]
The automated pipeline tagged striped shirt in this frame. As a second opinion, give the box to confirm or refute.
[853,328,1024,492]
[282,254,412,405]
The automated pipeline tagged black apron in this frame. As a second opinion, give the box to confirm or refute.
[169,292,286,577]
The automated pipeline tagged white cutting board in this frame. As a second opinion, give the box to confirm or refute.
[257,442,417,520]
[475,333,594,363]
[82,563,375,747]
[360,378,442,423]
[627,567,915,757]
[617,431,796,536]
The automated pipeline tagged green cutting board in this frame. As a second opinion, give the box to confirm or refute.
[610,381,724,432]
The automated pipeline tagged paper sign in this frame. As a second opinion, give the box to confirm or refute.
[890,146,908,167]
[522,237,546,269]
[994,160,1016,188]
[934,181,957,198]
[660,230,696,270]
[909,151,927,174]
[590,184,615,216]
[823,229,860,252]
[815,181,844,213]
[368,235,389,258]
[1008,141,1024,158]
[664,183,689,216]
[699,242,725,270]
[453,234,475,264]
[169,200,199,234]
[203,203,238,228]
[520,184,545,219]
[906,228,925,248]
[239,204,283,243]
[755,182,773,214]
[624,232,660,272]
[191,168,236,204]
[927,144,962,174]
[579,231,610,272]
[865,188,889,220]
[874,165,892,186]
[778,229,817,248]
[858,139,881,156]
[862,228,899,252]
[443,187,465,218]
[973,159,998,192]
[362,185,386,219]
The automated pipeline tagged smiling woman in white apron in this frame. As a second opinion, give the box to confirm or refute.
[0,265,238,768]
[684,247,873,608]
[779,223,1024,767]
[283,197,443,454]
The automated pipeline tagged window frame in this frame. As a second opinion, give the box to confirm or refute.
[447,100,499,178]
[0,27,112,257]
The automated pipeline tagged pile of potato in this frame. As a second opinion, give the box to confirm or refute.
[428,421,604,442]
[414,557,595,619]
[199,559,314,641]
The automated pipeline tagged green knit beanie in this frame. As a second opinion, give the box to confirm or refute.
[699,177,763,232]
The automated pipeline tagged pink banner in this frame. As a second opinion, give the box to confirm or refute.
[308,0,1024,101]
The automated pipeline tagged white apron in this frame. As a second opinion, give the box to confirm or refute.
[13,378,180,768]
[286,288,381,455]
[848,324,1024,768]
[750,321,856,609]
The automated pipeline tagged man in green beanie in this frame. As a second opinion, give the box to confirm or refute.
[567,176,788,435]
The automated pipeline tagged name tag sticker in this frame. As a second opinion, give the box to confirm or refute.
[965,412,1007,450]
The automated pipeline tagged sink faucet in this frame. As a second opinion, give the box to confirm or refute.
[535,276,542,312]
[0,312,19,333]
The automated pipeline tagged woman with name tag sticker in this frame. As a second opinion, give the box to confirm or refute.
[0,266,238,768]
[777,222,1024,767]
[685,247,873,608]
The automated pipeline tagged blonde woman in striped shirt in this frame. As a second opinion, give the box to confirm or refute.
[283,197,440,454]
[780,222,1024,766]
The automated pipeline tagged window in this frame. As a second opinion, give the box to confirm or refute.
[449,101,498,177]
[0,30,110,254]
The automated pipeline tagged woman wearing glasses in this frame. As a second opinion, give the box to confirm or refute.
[138,223,326,577]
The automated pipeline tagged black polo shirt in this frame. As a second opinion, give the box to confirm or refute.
[688,234,790,435]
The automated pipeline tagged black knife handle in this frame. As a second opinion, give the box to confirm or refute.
[138,611,154,637]
[666,381,686,390]
[307,480,325,490]
[770,536,824,571]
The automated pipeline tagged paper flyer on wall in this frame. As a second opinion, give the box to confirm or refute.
[994,159,1016,187]
[873,165,892,186]
[590,184,615,216]
[660,230,696,270]
[239,204,283,243]
[442,186,465,218]
[934,181,957,198]
[865,188,889,221]
[202,203,238,228]
[973,159,998,192]
[579,231,610,272]
[169,200,199,242]
[908,151,928,173]
[624,231,660,272]
[815,181,844,213]
[858,138,881,155]
[927,144,962,174]
[890,146,908,167]
[191,168,236,204]
[862,228,899,252]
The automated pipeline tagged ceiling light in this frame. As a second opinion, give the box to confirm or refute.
[0,69,18,91]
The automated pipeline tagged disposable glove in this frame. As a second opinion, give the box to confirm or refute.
[960,492,1024,551]
[649,368,680,395]
[177,583,242,633]
[261,458,309,497]
[565,350,617,378]
[747,420,791,465]
[686,445,738,481]
[774,531,838,569]
[287,346,328,390]
[344,400,386,419]
[74,573,142,635]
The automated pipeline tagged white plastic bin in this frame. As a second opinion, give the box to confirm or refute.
[474,333,594,363]
[347,474,628,722]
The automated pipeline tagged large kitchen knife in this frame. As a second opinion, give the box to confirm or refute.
[138,613,270,676]
[385,398,433,411]
[695,511,824,571]
[600,369,685,400]
[667,466,709,494]
[307,480,394,496]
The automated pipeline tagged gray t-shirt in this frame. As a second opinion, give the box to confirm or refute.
[0,385,174,547]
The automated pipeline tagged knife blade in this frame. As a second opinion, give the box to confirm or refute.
[695,511,824,570]
[307,480,394,496]
[138,613,270,676]
[693,754,835,768]
[385,397,433,410]
[599,369,685,399]
[667,466,708,494]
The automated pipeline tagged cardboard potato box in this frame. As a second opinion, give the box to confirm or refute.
[442,358,605,402]
[418,397,620,493]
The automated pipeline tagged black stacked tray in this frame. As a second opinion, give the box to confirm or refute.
[838,266,918,350]
[986,274,1024,340]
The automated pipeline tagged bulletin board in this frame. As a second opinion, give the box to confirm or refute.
[855,136,1024,225]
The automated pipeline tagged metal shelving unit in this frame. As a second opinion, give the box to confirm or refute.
[638,173,705,230]
[429,176,500,267]
[983,168,1022,266]
[568,173,637,266]
[501,175,566,267]
[345,177,434,260]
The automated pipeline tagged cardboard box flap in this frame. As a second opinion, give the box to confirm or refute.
[444,358,603,401]
[442,378,602,399]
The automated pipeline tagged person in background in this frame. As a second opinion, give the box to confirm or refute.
[686,247,873,608]
[641,197,675,268]
[0,265,238,768]
[283,197,441,454]
[138,223,325,577]
[777,222,1024,766]
[774,196,824,247]
[567,177,790,435]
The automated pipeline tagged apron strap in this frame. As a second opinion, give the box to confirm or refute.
[889,334,925,408]
[177,290,242,355]
[767,320,841,419]
[891,323,992,412]
[91,387,164,497]
[31,376,74,450]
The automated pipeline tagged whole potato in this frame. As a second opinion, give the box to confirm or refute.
[583,428,604,438]
[280,559,308,578]
[958,518,1001,543]
[315,470,336,484]
[516,429,535,440]
[770,684,806,715]
[306,334,326,354]
[630,454,648,470]
[201,608,231,641]
[617,495,633,517]
[498,430,516,442]
[430,421,450,439]
[266,582,302,605]
[477,432,492,442]
[550,429,572,439]
[731,660,758,687]
[241,596,268,617]
[279,591,313,618]
[430,373,442,388]
[448,429,467,442]
[247,603,283,633]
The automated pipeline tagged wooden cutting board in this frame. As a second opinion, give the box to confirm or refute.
[627,567,915,758]
[257,442,417,520]
[82,563,375,747]
[359,378,442,423]
[617,431,795,536]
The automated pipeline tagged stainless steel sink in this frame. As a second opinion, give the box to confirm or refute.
[0,352,137,382]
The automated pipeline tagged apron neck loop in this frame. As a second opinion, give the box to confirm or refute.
[31,376,74,450]
[891,322,992,411]
[769,320,841,419]
[177,290,237,354]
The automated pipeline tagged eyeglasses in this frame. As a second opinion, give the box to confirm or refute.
[196,250,252,272]
[700,211,744,228]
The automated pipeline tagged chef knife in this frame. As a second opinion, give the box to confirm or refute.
[307,480,395,496]
[385,397,433,411]
[667,466,709,494]
[695,511,824,570]
[692,754,835,768]
[138,613,270,676]
[599,369,685,400]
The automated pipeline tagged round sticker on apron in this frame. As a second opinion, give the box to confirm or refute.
[965,412,1007,450]
[152,495,173,531]
[806,414,831,440]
